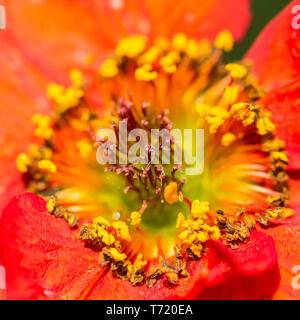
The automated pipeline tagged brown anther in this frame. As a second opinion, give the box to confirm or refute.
[257,214,270,227]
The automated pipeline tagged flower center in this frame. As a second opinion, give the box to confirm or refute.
[16,31,293,288]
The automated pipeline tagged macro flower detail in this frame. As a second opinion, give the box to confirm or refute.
[0,0,300,300]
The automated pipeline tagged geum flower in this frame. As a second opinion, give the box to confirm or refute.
[0,0,299,300]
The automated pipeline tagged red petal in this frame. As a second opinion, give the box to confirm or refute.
[259,81,300,169]
[0,193,280,300]
[257,210,300,300]
[246,1,300,169]
[247,0,300,91]
[0,193,102,299]
[170,230,280,300]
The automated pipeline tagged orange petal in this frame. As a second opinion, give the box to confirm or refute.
[0,35,51,211]
[3,0,251,84]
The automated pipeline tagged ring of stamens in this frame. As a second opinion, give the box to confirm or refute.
[16,31,293,287]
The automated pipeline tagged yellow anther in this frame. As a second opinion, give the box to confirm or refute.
[221,132,236,147]
[231,103,255,126]
[257,117,275,135]
[46,198,55,213]
[207,116,226,134]
[230,102,249,114]
[164,182,178,204]
[214,30,234,52]
[209,107,230,119]
[270,151,288,163]
[99,228,115,245]
[191,200,210,219]
[70,69,84,88]
[205,107,230,133]
[160,52,180,73]
[103,247,127,261]
[195,104,210,118]
[266,208,282,220]
[186,39,200,59]
[139,46,161,65]
[281,208,294,219]
[34,127,53,140]
[130,211,142,226]
[31,114,52,128]
[76,139,92,158]
[262,139,286,152]
[209,226,221,241]
[112,221,132,242]
[48,81,84,114]
[16,153,31,173]
[225,63,248,79]
[99,58,119,78]
[93,216,111,227]
[135,64,158,82]
[189,244,203,258]
[133,254,147,269]
[172,33,188,51]
[196,231,209,243]
[47,83,64,100]
[223,86,239,104]
[38,159,57,173]
[116,35,147,58]
[29,144,41,159]
[191,218,204,230]
[58,87,84,109]
[182,219,193,229]
[176,212,185,229]
[178,229,190,241]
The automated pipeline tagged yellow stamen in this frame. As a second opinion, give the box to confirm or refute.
[38,159,57,173]
[99,58,119,78]
[195,103,210,118]
[257,117,275,135]
[225,63,248,79]
[70,69,84,88]
[191,200,209,219]
[281,208,294,219]
[221,132,236,147]
[34,127,53,140]
[176,212,185,229]
[116,35,147,58]
[31,114,52,128]
[16,153,31,173]
[172,33,188,52]
[130,211,142,226]
[139,46,161,65]
[46,198,55,213]
[94,216,111,227]
[214,30,234,52]
[270,151,288,163]
[135,64,158,82]
[112,221,132,242]
[103,247,127,261]
[160,52,180,73]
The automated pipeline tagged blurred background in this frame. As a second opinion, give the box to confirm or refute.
[227,0,289,60]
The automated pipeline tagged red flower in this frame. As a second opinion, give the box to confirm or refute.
[0,0,299,300]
